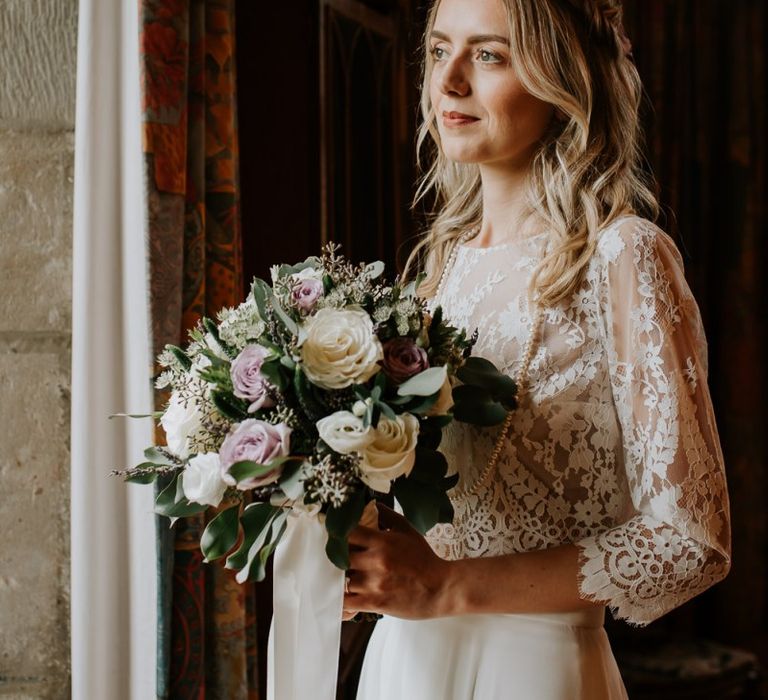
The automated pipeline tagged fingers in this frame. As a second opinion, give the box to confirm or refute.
[347,524,384,547]
[375,502,414,533]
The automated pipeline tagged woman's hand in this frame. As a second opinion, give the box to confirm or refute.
[342,503,455,620]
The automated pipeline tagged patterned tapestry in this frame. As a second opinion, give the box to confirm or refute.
[138,1,257,697]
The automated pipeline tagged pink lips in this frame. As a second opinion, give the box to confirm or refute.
[442,111,479,127]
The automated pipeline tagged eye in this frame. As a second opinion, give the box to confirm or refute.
[477,48,502,63]
[430,45,447,61]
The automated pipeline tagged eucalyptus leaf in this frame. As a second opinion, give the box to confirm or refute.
[396,366,447,397]
[251,278,271,320]
[236,511,288,583]
[272,297,299,336]
[154,474,208,519]
[228,457,291,483]
[364,260,385,279]
[201,505,240,562]
[226,502,280,570]
[143,446,176,466]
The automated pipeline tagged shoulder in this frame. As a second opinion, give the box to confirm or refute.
[594,214,684,272]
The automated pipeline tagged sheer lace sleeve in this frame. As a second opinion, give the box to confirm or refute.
[574,218,732,626]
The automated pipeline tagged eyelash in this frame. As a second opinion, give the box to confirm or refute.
[430,46,502,64]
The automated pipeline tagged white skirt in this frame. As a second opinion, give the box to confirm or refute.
[356,607,628,700]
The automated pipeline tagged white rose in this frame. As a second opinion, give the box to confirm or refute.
[299,306,384,389]
[160,390,205,459]
[425,375,455,416]
[316,411,376,454]
[181,453,228,507]
[359,414,420,493]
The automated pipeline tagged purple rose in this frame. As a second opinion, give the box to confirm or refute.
[231,344,275,412]
[381,337,429,384]
[291,278,324,311]
[220,419,292,489]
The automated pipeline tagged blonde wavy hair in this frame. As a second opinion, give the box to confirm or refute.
[402,0,660,307]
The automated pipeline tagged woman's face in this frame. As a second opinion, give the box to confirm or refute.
[428,0,555,168]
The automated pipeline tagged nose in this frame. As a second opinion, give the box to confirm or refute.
[438,54,470,96]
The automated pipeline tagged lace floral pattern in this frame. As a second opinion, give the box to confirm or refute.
[424,216,731,626]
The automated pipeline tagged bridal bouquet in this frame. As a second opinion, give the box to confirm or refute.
[114,243,518,582]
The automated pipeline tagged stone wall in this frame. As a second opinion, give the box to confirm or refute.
[0,1,78,698]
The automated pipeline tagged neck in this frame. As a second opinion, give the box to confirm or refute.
[474,153,542,246]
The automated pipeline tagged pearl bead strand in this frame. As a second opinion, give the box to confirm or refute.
[431,226,545,503]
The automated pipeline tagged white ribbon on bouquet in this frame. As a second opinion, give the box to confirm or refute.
[267,501,379,700]
[267,510,346,700]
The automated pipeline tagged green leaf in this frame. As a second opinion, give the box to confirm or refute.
[324,488,366,552]
[325,534,350,570]
[397,366,447,397]
[154,473,208,519]
[377,401,397,421]
[456,357,517,403]
[228,457,290,484]
[401,271,425,299]
[236,511,288,583]
[211,390,250,421]
[294,367,325,422]
[144,446,175,465]
[125,471,159,484]
[167,344,192,371]
[251,278,272,320]
[278,459,306,500]
[260,359,287,391]
[279,354,296,370]
[392,478,443,534]
[225,502,280,570]
[364,260,385,279]
[408,447,449,485]
[108,412,156,419]
[201,505,240,562]
[272,297,299,336]
[451,384,508,426]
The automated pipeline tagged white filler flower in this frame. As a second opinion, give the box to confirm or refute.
[299,306,383,389]
[181,453,228,507]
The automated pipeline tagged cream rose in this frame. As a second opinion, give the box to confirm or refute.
[299,306,383,389]
[181,453,228,507]
[359,414,420,493]
[316,410,376,454]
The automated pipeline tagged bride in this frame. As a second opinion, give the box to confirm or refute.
[343,0,732,698]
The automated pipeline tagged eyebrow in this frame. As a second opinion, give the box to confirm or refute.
[430,30,510,46]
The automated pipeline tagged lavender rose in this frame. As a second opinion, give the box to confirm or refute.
[220,419,291,490]
[290,268,324,311]
[230,344,275,413]
[382,337,429,384]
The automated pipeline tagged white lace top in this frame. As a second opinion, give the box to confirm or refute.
[424,215,732,627]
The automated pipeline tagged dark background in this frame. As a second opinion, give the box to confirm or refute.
[236,1,767,697]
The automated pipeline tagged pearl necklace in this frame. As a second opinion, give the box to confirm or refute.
[432,226,545,503]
